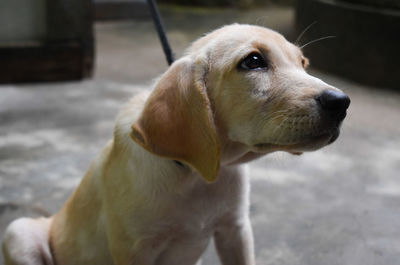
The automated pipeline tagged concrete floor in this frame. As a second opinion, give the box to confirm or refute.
[1,6,400,265]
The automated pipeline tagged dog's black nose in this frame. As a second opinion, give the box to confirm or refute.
[317,90,350,120]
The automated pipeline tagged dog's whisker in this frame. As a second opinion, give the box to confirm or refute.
[300,35,336,49]
[275,126,289,144]
[295,21,317,46]
[269,109,291,116]
[267,108,296,120]
[268,114,291,129]
[255,16,269,27]
[268,114,287,124]
[272,116,289,136]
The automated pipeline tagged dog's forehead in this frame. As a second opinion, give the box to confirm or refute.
[251,31,303,64]
[189,24,302,62]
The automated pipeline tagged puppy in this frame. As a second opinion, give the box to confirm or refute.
[2,24,350,265]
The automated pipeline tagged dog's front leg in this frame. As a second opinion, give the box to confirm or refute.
[108,240,155,265]
[214,217,255,265]
[108,231,156,265]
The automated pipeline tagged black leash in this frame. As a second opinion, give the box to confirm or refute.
[147,0,175,66]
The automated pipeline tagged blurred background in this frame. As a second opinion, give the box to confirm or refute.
[0,0,399,264]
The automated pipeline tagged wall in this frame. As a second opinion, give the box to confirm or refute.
[0,0,47,42]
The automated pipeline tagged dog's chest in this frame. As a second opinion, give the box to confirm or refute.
[146,167,246,264]
[159,177,236,232]
[174,184,230,231]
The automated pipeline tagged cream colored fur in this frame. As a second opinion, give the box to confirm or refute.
[2,24,347,265]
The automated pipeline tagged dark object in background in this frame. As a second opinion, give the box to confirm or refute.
[94,0,174,67]
[94,0,150,20]
[147,0,175,65]
[0,0,94,83]
[296,0,400,89]
[158,0,253,7]
[341,0,400,9]
[156,0,295,7]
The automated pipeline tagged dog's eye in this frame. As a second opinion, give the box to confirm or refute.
[239,53,268,70]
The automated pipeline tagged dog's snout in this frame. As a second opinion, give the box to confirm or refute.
[316,90,350,119]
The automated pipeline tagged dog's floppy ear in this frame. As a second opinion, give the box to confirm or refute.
[131,56,220,182]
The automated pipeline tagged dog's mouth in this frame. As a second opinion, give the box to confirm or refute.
[253,127,340,153]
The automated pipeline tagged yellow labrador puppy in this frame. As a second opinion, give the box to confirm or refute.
[2,24,350,265]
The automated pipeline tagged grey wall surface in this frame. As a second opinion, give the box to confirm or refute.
[0,0,47,42]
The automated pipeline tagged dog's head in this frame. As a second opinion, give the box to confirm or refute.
[131,24,350,182]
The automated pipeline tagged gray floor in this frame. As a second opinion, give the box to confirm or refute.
[1,6,400,265]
